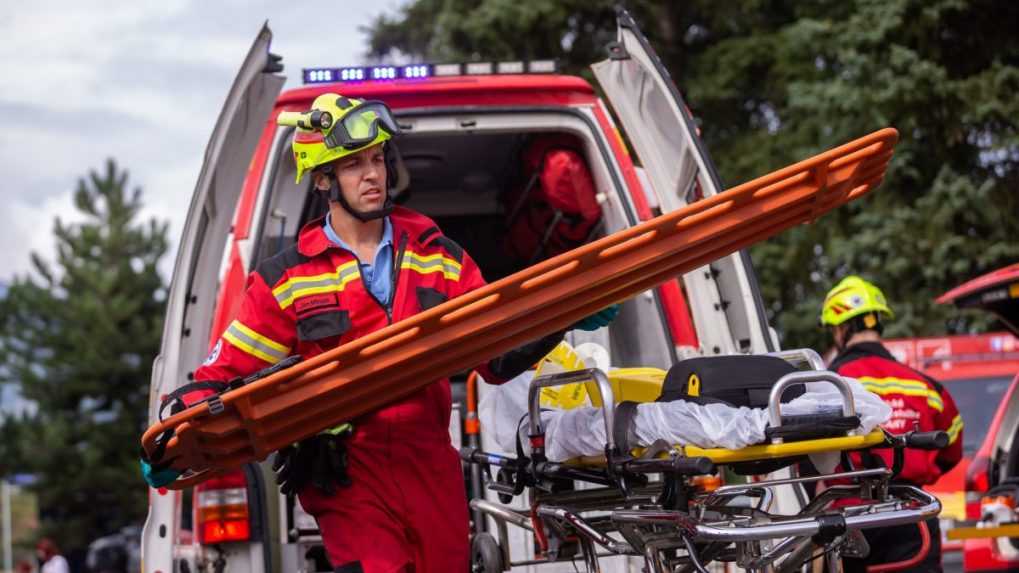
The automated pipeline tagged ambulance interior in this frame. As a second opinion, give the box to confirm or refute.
[253,123,680,378]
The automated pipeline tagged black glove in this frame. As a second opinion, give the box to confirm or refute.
[272,424,353,496]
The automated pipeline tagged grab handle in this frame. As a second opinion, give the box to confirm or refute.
[768,371,857,443]
[904,431,949,450]
[767,348,826,371]
[623,456,716,476]
[529,368,616,452]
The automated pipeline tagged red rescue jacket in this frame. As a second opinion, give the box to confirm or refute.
[192,206,525,439]
[832,341,963,486]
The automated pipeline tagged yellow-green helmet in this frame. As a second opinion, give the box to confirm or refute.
[820,275,894,327]
[278,93,400,183]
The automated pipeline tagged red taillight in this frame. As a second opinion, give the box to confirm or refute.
[194,470,250,544]
[966,455,991,520]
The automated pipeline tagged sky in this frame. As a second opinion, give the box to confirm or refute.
[0,0,406,283]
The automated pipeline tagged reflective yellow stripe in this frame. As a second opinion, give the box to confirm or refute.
[222,320,289,364]
[401,251,461,281]
[946,415,964,445]
[859,376,944,412]
[272,260,360,309]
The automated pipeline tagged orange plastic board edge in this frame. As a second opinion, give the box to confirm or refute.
[946,523,1019,540]
[142,128,898,489]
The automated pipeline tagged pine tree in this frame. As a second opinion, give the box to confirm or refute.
[0,159,168,554]
[367,0,1019,349]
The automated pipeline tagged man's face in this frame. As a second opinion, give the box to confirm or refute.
[326,143,387,213]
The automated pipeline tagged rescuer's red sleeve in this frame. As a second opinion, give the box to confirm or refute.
[193,271,297,384]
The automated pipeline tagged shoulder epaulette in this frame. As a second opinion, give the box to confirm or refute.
[256,245,312,287]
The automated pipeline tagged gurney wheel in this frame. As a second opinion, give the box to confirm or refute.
[471,532,504,573]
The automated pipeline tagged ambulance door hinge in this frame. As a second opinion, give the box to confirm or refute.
[606,41,629,61]
[264,52,284,74]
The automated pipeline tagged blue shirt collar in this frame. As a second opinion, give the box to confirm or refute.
[323,213,393,261]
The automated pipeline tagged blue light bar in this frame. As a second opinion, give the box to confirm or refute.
[339,67,364,81]
[304,69,335,83]
[371,66,397,80]
[303,65,432,84]
[403,64,430,79]
[302,60,554,84]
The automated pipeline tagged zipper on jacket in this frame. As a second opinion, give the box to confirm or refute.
[384,233,409,324]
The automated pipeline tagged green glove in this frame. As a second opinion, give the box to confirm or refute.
[571,304,620,331]
[140,459,181,488]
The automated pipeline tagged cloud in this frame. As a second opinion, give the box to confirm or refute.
[0,0,405,281]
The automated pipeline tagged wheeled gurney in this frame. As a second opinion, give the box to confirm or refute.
[462,350,946,573]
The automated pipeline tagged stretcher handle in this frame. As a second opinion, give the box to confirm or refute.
[887,430,950,479]
[767,348,826,371]
[528,368,616,452]
[459,447,521,468]
[903,430,949,450]
[622,455,715,476]
[768,371,857,443]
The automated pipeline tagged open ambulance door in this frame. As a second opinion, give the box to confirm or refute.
[141,24,283,573]
[592,8,776,356]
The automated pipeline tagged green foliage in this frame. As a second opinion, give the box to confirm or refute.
[366,0,1019,350]
[0,159,168,551]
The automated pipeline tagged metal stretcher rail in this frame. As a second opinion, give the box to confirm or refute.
[142,128,898,488]
[612,485,940,542]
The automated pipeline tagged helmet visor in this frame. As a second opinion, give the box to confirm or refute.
[324,101,400,150]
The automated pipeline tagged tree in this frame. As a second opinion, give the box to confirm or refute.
[366,0,1019,349]
[0,159,168,553]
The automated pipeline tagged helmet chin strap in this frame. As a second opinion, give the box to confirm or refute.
[320,166,394,222]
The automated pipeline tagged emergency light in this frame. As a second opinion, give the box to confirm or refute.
[302,60,558,84]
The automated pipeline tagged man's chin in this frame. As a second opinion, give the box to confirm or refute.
[356,200,385,212]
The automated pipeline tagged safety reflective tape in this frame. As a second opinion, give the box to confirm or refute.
[858,376,944,412]
[401,251,461,280]
[273,260,360,309]
[946,415,964,445]
[222,320,289,364]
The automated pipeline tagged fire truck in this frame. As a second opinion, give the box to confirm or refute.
[141,12,789,573]
[929,264,1019,572]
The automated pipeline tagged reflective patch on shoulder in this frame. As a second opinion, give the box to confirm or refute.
[203,339,223,366]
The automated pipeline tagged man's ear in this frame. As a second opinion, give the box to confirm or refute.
[313,171,331,192]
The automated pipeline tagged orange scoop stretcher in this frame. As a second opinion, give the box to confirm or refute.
[142,128,898,489]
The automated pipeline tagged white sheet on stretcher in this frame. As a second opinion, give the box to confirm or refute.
[478,372,892,463]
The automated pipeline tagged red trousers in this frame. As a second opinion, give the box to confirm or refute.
[298,423,469,573]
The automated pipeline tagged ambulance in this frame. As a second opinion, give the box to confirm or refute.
[142,10,780,572]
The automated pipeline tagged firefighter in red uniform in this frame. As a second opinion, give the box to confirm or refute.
[822,276,963,573]
[142,93,617,573]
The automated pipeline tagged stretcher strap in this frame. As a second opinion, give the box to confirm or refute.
[142,128,898,488]
[612,401,640,451]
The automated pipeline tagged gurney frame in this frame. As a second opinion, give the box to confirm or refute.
[462,354,945,572]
